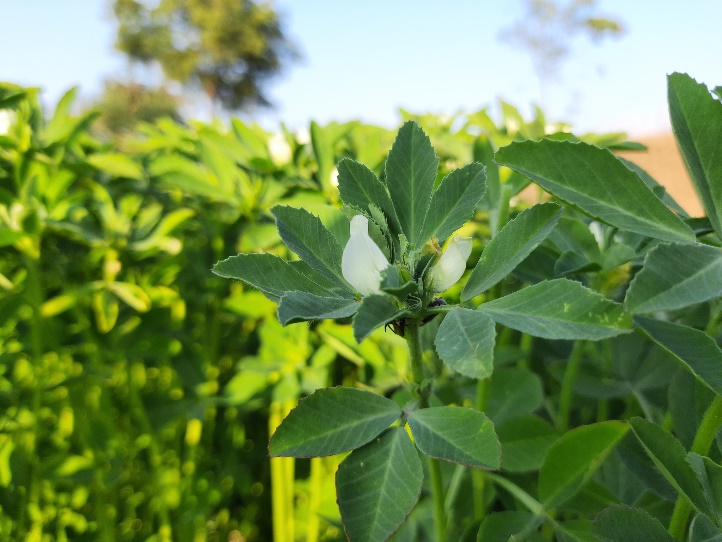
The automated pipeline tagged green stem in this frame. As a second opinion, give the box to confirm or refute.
[306,457,322,542]
[557,341,585,433]
[473,379,490,520]
[269,402,287,542]
[404,320,445,540]
[668,395,722,540]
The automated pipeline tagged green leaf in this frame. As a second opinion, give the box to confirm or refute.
[337,158,400,234]
[407,407,501,469]
[462,203,562,300]
[618,157,689,218]
[477,511,540,542]
[271,205,351,291]
[629,417,712,518]
[336,427,423,542]
[487,369,544,424]
[634,316,722,398]
[277,292,359,325]
[352,294,403,343]
[420,162,486,242]
[86,153,144,180]
[593,505,675,542]
[625,244,722,314]
[538,421,628,507]
[496,415,558,473]
[434,308,495,380]
[384,121,439,247]
[269,387,401,457]
[477,279,632,340]
[688,453,722,525]
[690,514,722,542]
[495,140,695,244]
[213,253,336,300]
[668,73,722,238]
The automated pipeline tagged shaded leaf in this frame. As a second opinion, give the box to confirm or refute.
[277,292,359,325]
[434,308,495,380]
[593,505,675,542]
[496,415,558,473]
[352,294,403,343]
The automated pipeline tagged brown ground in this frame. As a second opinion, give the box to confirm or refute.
[616,133,703,216]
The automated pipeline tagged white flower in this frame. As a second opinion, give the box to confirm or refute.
[426,236,472,293]
[295,127,311,145]
[330,167,339,187]
[0,110,14,135]
[342,215,389,296]
[268,132,292,165]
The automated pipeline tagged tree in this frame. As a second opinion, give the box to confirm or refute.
[501,0,624,105]
[112,0,297,112]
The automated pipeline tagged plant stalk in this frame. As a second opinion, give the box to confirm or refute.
[473,378,490,520]
[557,341,585,433]
[668,395,722,540]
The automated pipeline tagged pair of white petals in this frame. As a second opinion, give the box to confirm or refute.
[341,215,471,296]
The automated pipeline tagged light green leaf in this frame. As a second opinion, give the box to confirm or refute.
[277,292,359,325]
[337,158,400,234]
[539,421,628,507]
[407,407,500,469]
[87,153,144,180]
[352,294,403,343]
[271,205,351,291]
[477,279,632,340]
[495,140,695,244]
[107,282,151,312]
[269,387,401,457]
[593,505,675,542]
[420,162,486,242]
[625,243,722,314]
[336,427,423,542]
[496,415,558,473]
[434,308,495,380]
[668,73,722,238]
[487,369,544,424]
[634,316,722,398]
[463,202,562,300]
[384,121,439,247]
[213,253,335,300]
[629,417,713,518]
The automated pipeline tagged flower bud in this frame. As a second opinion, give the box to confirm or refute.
[342,215,389,296]
[426,235,472,293]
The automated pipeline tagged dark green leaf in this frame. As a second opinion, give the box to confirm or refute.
[420,162,486,242]
[434,308,495,380]
[539,421,628,507]
[352,294,403,343]
[496,415,558,473]
[337,158,400,234]
[336,427,423,542]
[384,121,439,247]
[271,205,351,291]
[487,369,544,424]
[668,73,722,237]
[277,292,359,325]
[213,253,335,300]
[634,316,722,398]
[625,244,722,314]
[269,387,401,457]
[688,452,722,525]
[463,202,562,300]
[407,407,500,469]
[593,505,675,542]
[477,279,632,340]
[477,511,540,542]
[690,514,722,542]
[495,140,695,244]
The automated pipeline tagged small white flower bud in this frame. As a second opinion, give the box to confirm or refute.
[426,235,472,293]
[342,215,389,296]
[268,132,292,165]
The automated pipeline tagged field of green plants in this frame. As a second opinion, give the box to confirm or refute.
[1,73,722,542]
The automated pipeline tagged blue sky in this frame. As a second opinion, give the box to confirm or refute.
[0,1,719,136]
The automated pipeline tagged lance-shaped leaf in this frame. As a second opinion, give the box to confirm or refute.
[462,202,562,300]
[352,294,404,343]
[271,205,351,291]
[277,292,359,325]
[420,162,487,243]
[336,427,423,542]
[337,158,401,234]
[629,417,713,519]
[407,407,501,469]
[539,421,628,507]
[634,316,722,398]
[625,244,722,314]
[213,253,334,300]
[269,387,402,457]
[690,514,722,542]
[434,308,495,380]
[668,72,722,238]
[688,453,722,525]
[384,121,439,247]
[477,279,632,340]
[593,505,676,542]
[495,140,695,244]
